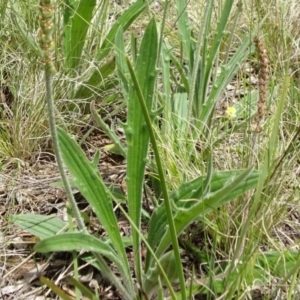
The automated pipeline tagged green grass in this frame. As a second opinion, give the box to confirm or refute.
[1,0,300,299]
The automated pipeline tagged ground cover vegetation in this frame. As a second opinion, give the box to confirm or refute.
[0,0,300,299]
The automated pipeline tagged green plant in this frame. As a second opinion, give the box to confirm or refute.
[8,0,300,299]
[10,5,259,299]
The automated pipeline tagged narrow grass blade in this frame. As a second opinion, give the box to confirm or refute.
[115,26,129,98]
[74,58,116,100]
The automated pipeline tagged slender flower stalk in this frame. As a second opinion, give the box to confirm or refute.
[38,4,132,298]
[39,0,85,231]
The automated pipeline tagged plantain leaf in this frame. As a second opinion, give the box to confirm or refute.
[96,0,154,62]
[195,16,267,134]
[143,251,178,298]
[73,0,154,102]
[64,0,96,69]
[125,18,158,283]
[175,0,192,65]
[34,232,125,273]
[146,168,259,268]
[57,127,130,277]
[9,214,66,240]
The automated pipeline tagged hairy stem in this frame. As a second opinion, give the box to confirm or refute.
[44,66,85,231]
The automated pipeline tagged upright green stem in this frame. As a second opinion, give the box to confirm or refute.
[39,0,85,232]
[44,65,85,231]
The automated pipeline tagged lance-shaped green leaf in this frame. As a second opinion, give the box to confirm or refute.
[74,0,154,100]
[143,251,178,298]
[34,233,124,273]
[10,214,66,240]
[146,168,259,268]
[57,127,131,283]
[175,0,192,65]
[64,0,96,70]
[96,0,154,61]
[124,18,158,284]
[200,0,234,106]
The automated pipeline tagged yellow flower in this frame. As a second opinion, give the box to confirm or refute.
[225,106,236,120]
